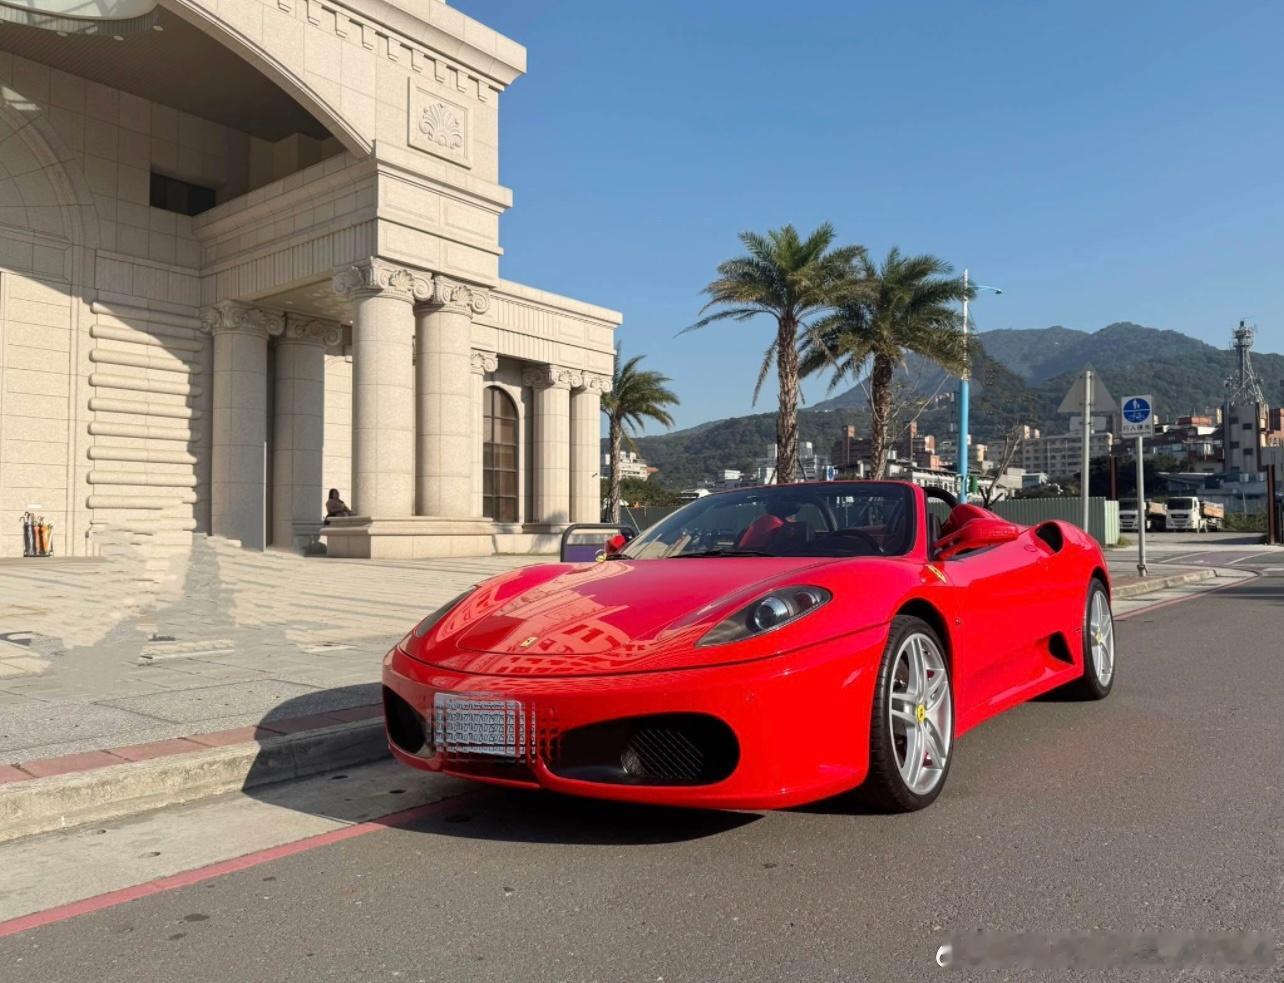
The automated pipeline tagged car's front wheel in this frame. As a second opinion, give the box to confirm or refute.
[862,616,953,812]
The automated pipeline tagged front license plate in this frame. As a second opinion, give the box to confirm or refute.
[433,694,527,759]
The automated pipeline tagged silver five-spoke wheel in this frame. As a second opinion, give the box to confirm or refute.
[888,632,952,796]
[1088,588,1114,686]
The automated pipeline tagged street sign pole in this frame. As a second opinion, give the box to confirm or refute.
[1120,394,1156,573]
[1135,435,1148,576]
[1081,369,1092,532]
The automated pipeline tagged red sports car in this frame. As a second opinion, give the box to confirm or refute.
[382,481,1115,812]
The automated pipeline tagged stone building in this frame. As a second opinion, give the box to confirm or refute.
[0,0,619,560]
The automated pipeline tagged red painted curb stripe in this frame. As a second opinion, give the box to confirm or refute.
[1116,573,1248,622]
[0,790,478,941]
[7,705,383,779]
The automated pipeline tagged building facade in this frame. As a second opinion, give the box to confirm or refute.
[1018,431,1113,479]
[0,0,619,559]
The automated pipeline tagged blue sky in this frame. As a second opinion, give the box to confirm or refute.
[451,0,1284,430]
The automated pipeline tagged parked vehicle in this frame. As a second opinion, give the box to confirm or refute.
[383,480,1115,813]
[1166,496,1223,532]
[1119,499,1167,533]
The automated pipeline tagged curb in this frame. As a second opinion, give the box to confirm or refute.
[1114,568,1217,599]
[0,719,390,845]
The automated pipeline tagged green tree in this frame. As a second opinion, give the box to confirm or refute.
[603,355,679,522]
[688,224,864,483]
[801,248,971,478]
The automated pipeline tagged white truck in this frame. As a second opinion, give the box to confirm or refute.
[1165,496,1224,532]
[1119,499,1167,532]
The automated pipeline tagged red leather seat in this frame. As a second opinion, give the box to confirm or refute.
[737,514,785,550]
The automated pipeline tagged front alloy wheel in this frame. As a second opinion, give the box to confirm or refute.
[863,616,953,812]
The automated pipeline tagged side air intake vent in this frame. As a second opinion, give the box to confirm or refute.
[1035,521,1065,553]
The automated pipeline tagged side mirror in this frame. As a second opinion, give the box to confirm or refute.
[559,524,638,563]
[934,517,1021,561]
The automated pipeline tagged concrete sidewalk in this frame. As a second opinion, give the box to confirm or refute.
[0,537,540,764]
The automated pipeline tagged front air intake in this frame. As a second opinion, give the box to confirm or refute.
[549,713,739,786]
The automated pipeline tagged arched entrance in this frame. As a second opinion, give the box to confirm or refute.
[482,386,518,523]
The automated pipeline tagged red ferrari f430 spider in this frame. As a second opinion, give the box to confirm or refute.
[382,481,1115,812]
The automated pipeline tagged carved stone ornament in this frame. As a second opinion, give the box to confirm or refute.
[581,372,613,395]
[200,301,284,337]
[408,83,470,166]
[430,276,490,317]
[470,350,499,375]
[419,102,464,151]
[283,315,344,347]
[522,364,575,390]
[332,258,416,300]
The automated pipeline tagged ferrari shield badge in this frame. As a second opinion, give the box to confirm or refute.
[518,635,539,649]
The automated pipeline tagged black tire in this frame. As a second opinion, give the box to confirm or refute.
[1059,578,1115,700]
[860,615,953,813]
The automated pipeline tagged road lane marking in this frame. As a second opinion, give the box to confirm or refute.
[0,789,482,941]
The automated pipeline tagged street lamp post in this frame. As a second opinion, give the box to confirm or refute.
[958,270,1002,501]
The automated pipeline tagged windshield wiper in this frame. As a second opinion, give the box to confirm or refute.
[672,548,774,558]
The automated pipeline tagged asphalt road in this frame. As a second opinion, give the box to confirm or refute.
[4,573,1283,982]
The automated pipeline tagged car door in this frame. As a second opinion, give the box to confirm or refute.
[937,534,1046,728]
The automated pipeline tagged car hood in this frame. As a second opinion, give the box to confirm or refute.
[410,556,848,676]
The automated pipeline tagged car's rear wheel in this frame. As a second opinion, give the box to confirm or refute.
[862,616,953,812]
[1060,578,1114,700]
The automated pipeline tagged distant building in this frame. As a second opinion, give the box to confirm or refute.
[602,450,651,482]
[1019,431,1114,479]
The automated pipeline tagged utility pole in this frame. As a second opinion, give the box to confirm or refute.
[1135,436,1148,576]
[959,269,969,500]
[1081,369,1093,533]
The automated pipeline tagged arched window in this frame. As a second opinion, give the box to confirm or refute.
[483,387,519,523]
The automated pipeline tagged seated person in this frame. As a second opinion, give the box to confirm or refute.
[324,488,354,525]
[737,499,801,551]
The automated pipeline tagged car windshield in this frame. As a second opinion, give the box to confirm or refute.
[620,483,916,559]
[1168,497,1195,509]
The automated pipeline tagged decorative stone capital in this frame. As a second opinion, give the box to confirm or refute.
[522,364,576,390]
[281,315,344,347]
[577,372,613,395]
[425,276,490,317]
[332,258,418,302]
[470,350,499,375]
[200,301,284,337]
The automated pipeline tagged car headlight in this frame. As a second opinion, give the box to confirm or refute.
[697,586,831,647]
[411,588,477,640]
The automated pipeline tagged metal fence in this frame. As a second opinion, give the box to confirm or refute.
[990,497,1120,546]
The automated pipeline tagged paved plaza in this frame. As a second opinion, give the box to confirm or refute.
[0,539,539,762]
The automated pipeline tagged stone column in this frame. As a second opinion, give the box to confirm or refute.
[571,373,610,523]
[203,301,277,550]
[471,349,498,518]
[524,364,574,530]
[332,259,418,518]
[415,277,490,517]
[272,317,340,550]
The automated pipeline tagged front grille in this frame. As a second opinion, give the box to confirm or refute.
[549,713,739,786]
[621,725,706,782]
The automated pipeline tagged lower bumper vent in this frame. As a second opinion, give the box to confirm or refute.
[549,713,738,786]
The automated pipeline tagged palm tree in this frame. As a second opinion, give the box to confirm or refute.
[801,248,972,479]
[688,224,864,483]
[603,354,678,523]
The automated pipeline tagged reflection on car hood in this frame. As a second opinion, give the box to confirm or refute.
[414,556,839,676]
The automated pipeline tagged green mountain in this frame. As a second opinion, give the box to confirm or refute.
[616,323,1284,486]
